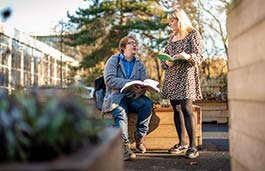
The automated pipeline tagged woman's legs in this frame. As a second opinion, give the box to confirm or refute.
[170,99,198,157]
[179,99,196,148]
[179,99,199,158]
[170,100,186,146]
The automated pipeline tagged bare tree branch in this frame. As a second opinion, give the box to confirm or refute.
[198,0,228,58]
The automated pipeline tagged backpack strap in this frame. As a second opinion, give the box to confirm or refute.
[117,54,121,69]
[98,54,120,117]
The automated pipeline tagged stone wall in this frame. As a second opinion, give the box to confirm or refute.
[227,0,265,170]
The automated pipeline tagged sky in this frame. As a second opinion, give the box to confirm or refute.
[0,0,88,35]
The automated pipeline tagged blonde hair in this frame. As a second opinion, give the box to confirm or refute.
[167,9,194,37]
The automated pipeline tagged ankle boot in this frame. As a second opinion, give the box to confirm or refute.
[134,132,146,153]
[123,143,136,161]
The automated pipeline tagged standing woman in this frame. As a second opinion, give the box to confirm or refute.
[160,9,203,159]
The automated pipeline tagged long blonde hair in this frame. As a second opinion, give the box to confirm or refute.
[167,9,194,38]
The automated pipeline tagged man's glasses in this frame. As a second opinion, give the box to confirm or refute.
[127,41,138,46]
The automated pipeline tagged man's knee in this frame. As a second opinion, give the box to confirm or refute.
[113,107,128,121]
[144,97,153,110]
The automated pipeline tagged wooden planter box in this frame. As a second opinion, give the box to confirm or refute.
[103,105,202,150]
[194,100,228,123]
[0,128,123,171]
[128,105,202,150]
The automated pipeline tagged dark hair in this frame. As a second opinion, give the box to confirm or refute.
[118,36,137,53]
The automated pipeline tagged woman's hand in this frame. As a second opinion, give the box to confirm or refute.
[176,51,191,60]
[165,60,175,67]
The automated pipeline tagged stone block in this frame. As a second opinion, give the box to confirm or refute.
[228,61,265,102]
[229,20,265,70]
[227,0,265,40]
[230,128,265,171]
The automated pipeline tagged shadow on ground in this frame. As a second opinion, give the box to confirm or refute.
[125,123,230,171]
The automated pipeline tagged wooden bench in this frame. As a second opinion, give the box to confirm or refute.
[103,105,202,150]
[194,101,228,123]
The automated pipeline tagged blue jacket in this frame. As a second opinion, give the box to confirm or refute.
[102,54,147,113]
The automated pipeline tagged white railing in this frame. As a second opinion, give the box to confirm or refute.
[0,23,79,93]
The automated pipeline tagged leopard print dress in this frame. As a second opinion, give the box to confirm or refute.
[161,29,203,101]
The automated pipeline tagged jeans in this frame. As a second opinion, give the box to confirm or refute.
[112,95,153,144]
[170,99,197,148]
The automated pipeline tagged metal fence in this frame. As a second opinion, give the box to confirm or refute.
[0,23,78,93]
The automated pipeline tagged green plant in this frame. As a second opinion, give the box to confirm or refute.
[0,89,32,161]
[0,88,104,162]
[146,92,161,105]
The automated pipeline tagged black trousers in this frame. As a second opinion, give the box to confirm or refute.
[170,99,196,148]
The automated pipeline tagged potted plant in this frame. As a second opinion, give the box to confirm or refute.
[0,88,122,171]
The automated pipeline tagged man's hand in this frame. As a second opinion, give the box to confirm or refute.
[132,85,146,94]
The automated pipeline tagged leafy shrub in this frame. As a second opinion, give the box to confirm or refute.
[0,88,104,162]
[146,91,161,105]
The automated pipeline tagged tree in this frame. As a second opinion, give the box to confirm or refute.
[199,0,229,57]
[196,0,230,85]
[67,0,167,84]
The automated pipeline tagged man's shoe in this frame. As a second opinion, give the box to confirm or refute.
[123,144,136,161]
[185,147,199,159]
[168,144,188,154]
[134,132,146,153]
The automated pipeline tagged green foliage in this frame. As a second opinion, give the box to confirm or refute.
[200,58,228,100]
[146,91,161,105]
[68,0,168,81]
[0,88,104,162]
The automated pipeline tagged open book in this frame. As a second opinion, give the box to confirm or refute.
[157,52,187,62]
[120,79,160,99]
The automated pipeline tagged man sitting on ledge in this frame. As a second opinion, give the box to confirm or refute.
[102,36,153,161]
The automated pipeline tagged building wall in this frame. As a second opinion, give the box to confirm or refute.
[227,0,265,170]
[0,23,78,92]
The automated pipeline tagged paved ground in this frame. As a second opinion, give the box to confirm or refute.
[124,123,230,171]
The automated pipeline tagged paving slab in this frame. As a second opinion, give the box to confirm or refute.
[125,123,230,171]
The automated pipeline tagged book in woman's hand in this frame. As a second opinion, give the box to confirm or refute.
[120,79,160,99]
[157,52,187,62]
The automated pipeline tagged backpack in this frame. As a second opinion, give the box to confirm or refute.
[93,56,120,111]
[93,76,106,110]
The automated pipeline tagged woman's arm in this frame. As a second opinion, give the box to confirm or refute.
[189,30,203,65]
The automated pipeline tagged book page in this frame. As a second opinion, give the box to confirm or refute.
[120,79,160,95]
[141,84,160,93]
[120,80,143,93]
[143,79,159,87]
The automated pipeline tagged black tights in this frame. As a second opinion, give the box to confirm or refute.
[170,99,196,148]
